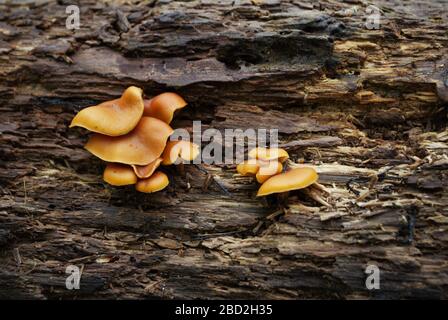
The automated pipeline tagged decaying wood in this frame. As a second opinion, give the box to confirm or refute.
[0,0,447,299]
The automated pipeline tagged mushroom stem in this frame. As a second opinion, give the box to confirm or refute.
[276,191,290,208]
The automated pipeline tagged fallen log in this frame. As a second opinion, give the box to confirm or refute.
[0,0,447,299]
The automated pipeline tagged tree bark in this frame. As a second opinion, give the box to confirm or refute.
[0,0,447,299]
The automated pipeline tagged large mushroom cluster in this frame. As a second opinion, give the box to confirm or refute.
[70,86,199,193]
[237,147,319,201]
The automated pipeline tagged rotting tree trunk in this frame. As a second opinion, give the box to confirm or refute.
[0,0,447,299]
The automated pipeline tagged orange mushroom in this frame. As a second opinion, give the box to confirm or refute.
[131,158,163,179]
[255,160,283,184]
[161,141,200,165]
[103,163,138,186]
[236,160,260,176]
[143,92,187,124]
[85,117,173,166]
[136,171,169,193]
[257,167,318,197]
[248,147,289,163]
[236,159,283,183]
[70,86,144,136]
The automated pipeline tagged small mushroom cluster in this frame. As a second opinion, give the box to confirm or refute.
[237,147,319,199]
[70,86,199,193]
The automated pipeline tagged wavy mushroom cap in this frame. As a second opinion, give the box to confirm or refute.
[136,171,169,193]
[103,163,138,186]
[143,92,187,124]
[236,159,282,183]
[255,160,283,184]
[248,147,289,163]
[257,167,318,197]
[132,158,163,179]
[161,141,200,165]
[85,117,174,165]
[70,86,144,136]
[236,160,260,176]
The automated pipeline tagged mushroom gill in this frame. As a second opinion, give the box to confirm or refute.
[143,92,187,124]
[70,86,144,136]
[85,117,174,165]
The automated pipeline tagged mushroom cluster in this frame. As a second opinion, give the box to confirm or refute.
[70,86,199,193]
[237,147,319,201]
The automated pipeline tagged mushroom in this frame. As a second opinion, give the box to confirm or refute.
[85,117,174,165]
[136,171,169,193]
[143,92,187,124]
[162,141,199,165]
[161,140,200,176]
[257,167,318,207]
[236,159,283,183]
[70,86,144,136]
[257,167,318,197]
[248,147,289,163]
[255,160,283,183]
[131,158,163,179]
[103,163,138,186]
[236,160,260,176]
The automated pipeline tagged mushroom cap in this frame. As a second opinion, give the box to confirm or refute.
[136,171,169,193]
[256,167,318,197]
[236,160,260,176]
[161,141,200,165]
[132,158,163,179]
[255,160,283,184]
[236,159,283,183]
[248,147,289,163]
[236,159,282,183]
[143,92,187,124]
[103,163,137,186]
[70,86,144,136]
[85,117,174,165]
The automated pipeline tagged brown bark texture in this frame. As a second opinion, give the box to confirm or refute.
[0,0,448,299]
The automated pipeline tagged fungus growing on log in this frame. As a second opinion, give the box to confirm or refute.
[248,147,289,163]
[70,86,144,136]
[237,147,288,184]
[85,117,173,165]
[136,171,169,193]
[236,159,283,183]
[70,88,192,194]
[143,92,187,124]
[255,160,283,184]
[103,163,138,186]
[257,167,318,197]
[236,160,260,176]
